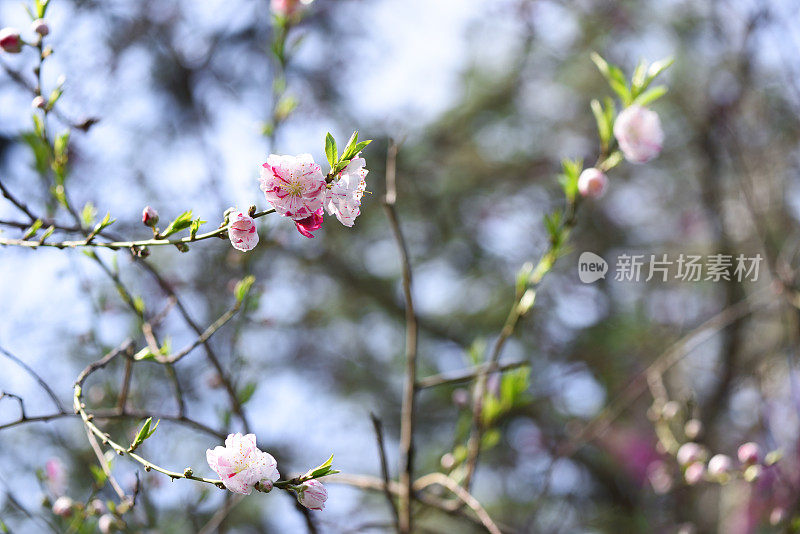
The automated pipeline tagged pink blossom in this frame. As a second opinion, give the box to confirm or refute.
[45,458,65,495]
[297,479,327,510]
[684,462,706,485]
[228,211,259,252]
[271,0,298,16]
[98,514,115,534]
[206,433,279,495]
[676,442,705,466]
[0,28,22,54]
[259,154,326,221]
[577,168,607,198]
[32,96,46,109]
[613,105,664,163]
[707,454,732,477]
[52,496,73,517]
[737,442,761,465]
[294,208,323,238]
[325,157,368,227]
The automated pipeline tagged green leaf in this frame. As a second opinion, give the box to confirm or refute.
[590,52,630,104]
[234,275,256,303]
[238,382,257,404]
[324,133,337,169]
[54,131,70,160]
[82,202,97,227]
[630,58,648,93]
[632,85,668,107]
[189,218,206,239]
[89,464,107,486]
[23,219,43,239]
[133,296,146,316]
[161,210,194,237]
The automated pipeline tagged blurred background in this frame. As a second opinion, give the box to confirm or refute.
[1,0,800,532]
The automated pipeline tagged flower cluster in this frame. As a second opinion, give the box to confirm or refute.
[206,433,332,510]
[206,433,280,495]
[254,131,371,242]
[573,55,671,201]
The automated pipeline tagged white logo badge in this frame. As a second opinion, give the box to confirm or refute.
[578,252,608,283]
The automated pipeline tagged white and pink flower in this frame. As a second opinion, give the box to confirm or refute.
[613,105,664,163]
[206,433,280,495]
[325,156,368,227]
[295,208,324,238]
[260,154,327,221]
[228,211,259,252]
[577,168,607,198]
[297,479,327,510]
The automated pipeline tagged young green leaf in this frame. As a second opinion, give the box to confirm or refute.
[325,133,337,169]
[161,211,194,237]
[632,85,668,107]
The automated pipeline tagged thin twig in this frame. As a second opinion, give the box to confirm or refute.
[412,473,501,534]
[0,209,276,250]
[416,361,529,390]
[370,413,400,531]
[0,345,65,412]
[382,141,419,533]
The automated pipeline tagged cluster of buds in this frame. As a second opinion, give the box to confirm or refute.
[0,18,49,54]
[673,440,774,486]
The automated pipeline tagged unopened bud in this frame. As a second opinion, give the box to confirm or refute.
[0,28,22,54]
[684,419,702,440]
[737,442,760,465]
[707,454,732,477]
[661,401,680,420]
[577,168,608,198]
[683,462,705,485]
[32,96,46,109]
[141,206,159,227]
[770,507,786,526]
[676,442,705,467]
[31,19,49,37]
[51,496,73,517]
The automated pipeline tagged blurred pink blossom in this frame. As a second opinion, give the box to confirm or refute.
[738,442,761,465]
[206,433,280,495]
[45,458,65,495]
[613,105,664,163]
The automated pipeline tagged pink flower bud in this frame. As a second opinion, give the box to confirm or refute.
[87,498,105,516]
[684,462,705,485]
[770,507,786,526]
[31,19,49,37]
[45,458,65,494]
[613,105,664,163]
[32,96,46,109]
[737,442,760,465]
[577,168,608,198]
[0,28,22,54]
[141,206,159,227]
[52,496,73,517]
[661,401,680,420]
[707,454,732,477]
[684,419,702,440]
[451,388,469,408]
[228,211,259,251]
[676,442,705,466]
[294,208,323,239]
[98,514,115,534]
[297,479,327,511]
